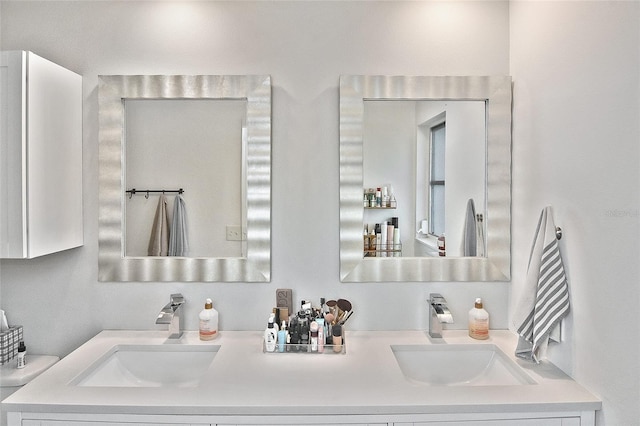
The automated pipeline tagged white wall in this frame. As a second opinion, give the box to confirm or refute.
[510,1,640,425]
[1,0,637,423]
[0,0,511,354]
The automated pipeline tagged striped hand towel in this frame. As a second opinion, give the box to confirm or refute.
[514,206,570,363]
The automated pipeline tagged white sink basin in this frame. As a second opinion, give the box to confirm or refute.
[72,344,220,388]
[391,344,536,386]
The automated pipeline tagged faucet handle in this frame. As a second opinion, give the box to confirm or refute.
[170,293,185,306]
[429,293,447,305]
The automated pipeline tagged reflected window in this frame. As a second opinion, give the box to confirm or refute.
[429,120,446,236]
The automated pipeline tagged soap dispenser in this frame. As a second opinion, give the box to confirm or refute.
[468,298,489,340]
[199,298,219,341]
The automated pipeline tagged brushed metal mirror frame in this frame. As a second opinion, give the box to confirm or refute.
[339,75,512,282]
[98,75,271,282]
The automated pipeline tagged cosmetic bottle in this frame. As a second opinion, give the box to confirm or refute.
[369,228,376,256]
[310,321,319,352]
[277,321,287,353]
[269,312,279,333]
[392,217,400,257]
[16,341,26,369]
[380,221,388,257]
[285,321,292,352]
[390,194,397,208]
[289,317,300,352]
[316,318,325,353]
[387,221,394,253]
[199,298,219,341]
[363,225,370,252]
[300,319,310,352]
[264,317,277,352]
[332,324,343,353]
[375,188,382,207]
[469,298,489,340]
[438,234,446,257]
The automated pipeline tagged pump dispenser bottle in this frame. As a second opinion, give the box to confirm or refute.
[468,298,489,340]
[264,317,277,352]
[199,298,219,341]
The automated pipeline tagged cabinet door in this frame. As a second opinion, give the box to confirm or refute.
[37,421,202,426]
[0,50,27,257]
[406,419,564,426]
[25,52,83,258]
[0,51,83,258]
[218,423,387,426]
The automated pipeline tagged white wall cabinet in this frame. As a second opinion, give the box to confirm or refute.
[0,51,83,258]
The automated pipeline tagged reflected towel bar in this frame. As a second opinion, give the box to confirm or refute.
[126,188,184,199]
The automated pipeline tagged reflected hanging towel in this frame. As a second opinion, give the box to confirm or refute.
[476,214,485,257]
[463,198,477,256]
[169,195,189,257]
[514,206,570,363]
[148,195,169,256]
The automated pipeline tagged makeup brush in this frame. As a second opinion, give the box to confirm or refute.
[325,312,335,325]
[337,299,352,312]
[339,310,354,325]
[336,299,352,323]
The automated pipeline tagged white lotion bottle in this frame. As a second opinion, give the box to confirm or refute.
[264,317,277,352]
[468,298,489,340]
[199,298,219,341]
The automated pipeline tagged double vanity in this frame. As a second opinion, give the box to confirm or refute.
[4,330,600,426]
[1,62,600,425]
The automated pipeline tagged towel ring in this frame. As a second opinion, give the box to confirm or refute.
[555,227,562,240]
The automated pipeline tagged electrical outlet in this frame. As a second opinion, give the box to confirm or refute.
[226,225,246,241]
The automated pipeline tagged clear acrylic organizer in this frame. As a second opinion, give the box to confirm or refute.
[262,334,346,354]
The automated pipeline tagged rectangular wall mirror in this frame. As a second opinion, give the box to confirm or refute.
[99,75,271,282]
[124,99,248,258]
[340,75,512,282]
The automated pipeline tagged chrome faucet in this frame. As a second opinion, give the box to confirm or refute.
[428,293,454,338]
[156,293,186,339]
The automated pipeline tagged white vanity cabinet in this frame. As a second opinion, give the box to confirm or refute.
[0,51,83,258]
[8,411,595,426]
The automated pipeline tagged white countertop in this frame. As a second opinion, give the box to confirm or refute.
[1,330,601,417]
[0,355,59,387]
